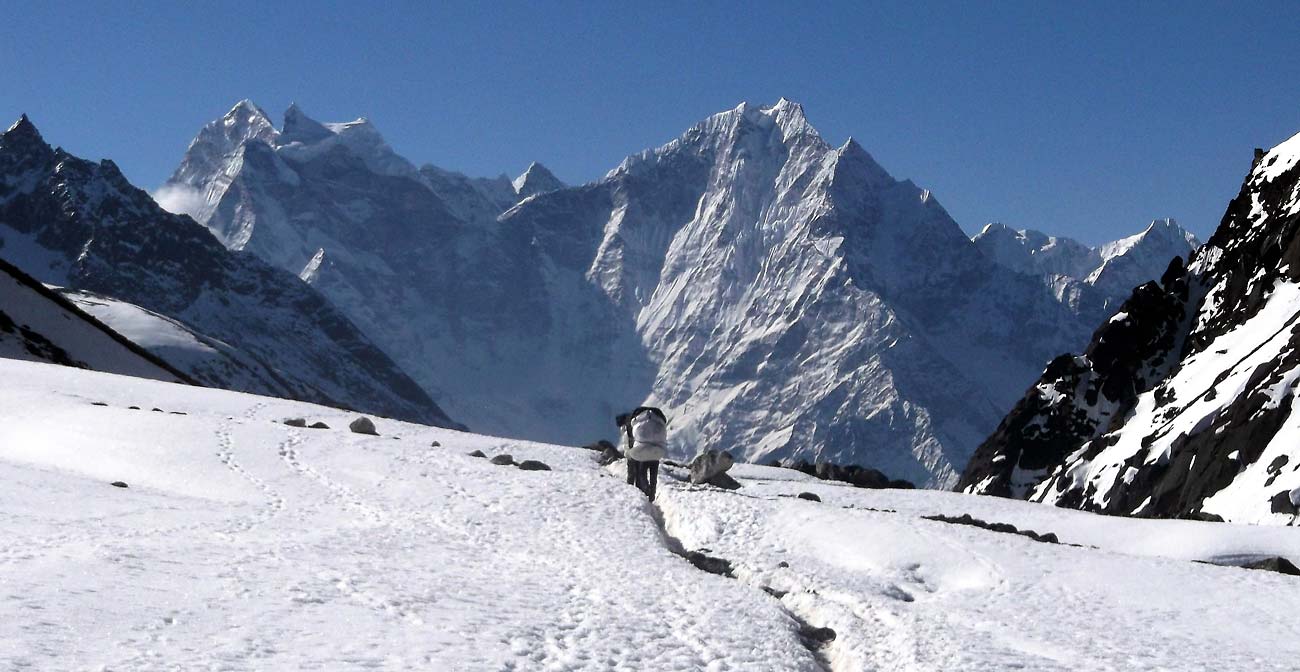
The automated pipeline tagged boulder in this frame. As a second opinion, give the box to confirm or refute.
[813,462,846,481]
[91,401,108,407]
[799,625,836,645]
[797,492,821,502]
[689,450,735,485]
[430,441,441,447]
[1270,489,1298,515]
[110,481,129,488]
[309,421,330,429]
[705,472,742,490]
[490,454,515,466]
[467,450,486,458]
[598,445,623,466]
[283,418,307,427]
[1241,556,1300,576]
[517,460,551,471]
[843,466,890,489]
[349,416,379,435]
[583,439,616,452]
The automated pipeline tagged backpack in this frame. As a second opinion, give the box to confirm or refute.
[625,406,667,461]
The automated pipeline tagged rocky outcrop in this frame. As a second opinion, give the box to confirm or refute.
[689,450,741,490]
[960,132,1300,525]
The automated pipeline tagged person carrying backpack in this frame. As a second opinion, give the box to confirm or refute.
[617,406,667,501]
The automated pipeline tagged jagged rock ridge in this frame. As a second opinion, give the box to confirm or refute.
[0,115,457,427]
[959,131,1300,524]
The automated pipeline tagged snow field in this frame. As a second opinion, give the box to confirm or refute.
[0,360,815,671]
[3,358,1300,671]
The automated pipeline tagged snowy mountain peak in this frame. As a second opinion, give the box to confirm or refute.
[833,136,892,188]
[765,98,814,139]
[281,103,333,144]
[1094,218,1200,269]
[4,114,41,143]
[1,114,51,161]
[220,99,277,141]
[512,161,564,198]
[276,110,416,178]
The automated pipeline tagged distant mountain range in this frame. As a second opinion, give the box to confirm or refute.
[973,218,1200,316]
[0,100,1204,488]
[152,99,1187,486]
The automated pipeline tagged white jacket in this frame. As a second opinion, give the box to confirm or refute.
[626,410,667,461]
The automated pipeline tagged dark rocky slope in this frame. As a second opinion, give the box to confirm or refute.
[959,134,1300,525]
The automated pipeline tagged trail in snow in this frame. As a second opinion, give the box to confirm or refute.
[653,463,1300,672]
[0,360,817,671]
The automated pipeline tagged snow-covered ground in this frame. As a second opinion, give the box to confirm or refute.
[2,358,1298,671]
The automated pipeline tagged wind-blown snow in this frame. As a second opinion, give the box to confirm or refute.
[3,359,1299,670]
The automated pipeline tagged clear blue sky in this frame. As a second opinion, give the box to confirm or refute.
[3,1,1299,245]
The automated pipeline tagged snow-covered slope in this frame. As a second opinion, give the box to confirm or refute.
[973,218,1201,315]
[0,255,188,382]
[0,115,455,428]
[58,287,307,396]
[960,134,1300,525]
[169,99,1096,487]
[3,358,1298,671]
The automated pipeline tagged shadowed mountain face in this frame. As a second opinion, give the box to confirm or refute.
[0,253,191,383]
[0,115,457,428]
[960,132,1300,525]
[168,99,1098,487]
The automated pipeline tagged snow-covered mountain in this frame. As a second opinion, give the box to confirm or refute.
[973,219,1201,315]
[959,135,1300,525]
[0,115,456,427]
[0,254,189,383]
[4,357,1299,670]
[168,99,1100,487]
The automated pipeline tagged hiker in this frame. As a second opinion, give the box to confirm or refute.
[618,406,667,501]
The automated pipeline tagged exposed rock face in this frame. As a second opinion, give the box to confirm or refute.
[0,116,457,428]
[960,132,1300,525]
[168,100,1097,488]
